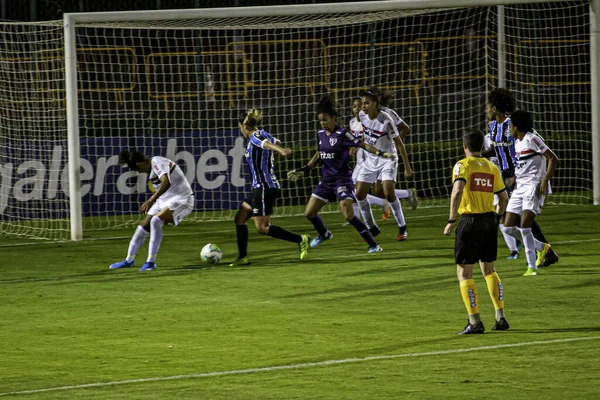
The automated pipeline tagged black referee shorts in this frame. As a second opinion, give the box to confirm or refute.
[244,187,279,217]
[455,212,498,264]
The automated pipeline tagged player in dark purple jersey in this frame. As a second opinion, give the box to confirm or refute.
[230,108,310,267]
[287,96,392,254]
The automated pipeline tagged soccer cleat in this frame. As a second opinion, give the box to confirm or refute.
[540,249,559,267]
[229,257,250,267]
[109,260,134,269]
[310,231,333,248]
[408,188,419,210]
[492,317,510,331]
[523,267,538,277]
[299,235,310,260]
[368,244,383,254]
[396,225,407,241]
[369,226,381,238]
[139,261,156,271]
[506,251,520,260]
[536,243,552,268]
[457,320,485,335]
[382,204,390,221]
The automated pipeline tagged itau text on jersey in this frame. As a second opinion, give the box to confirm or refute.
[359,110,399,157]
[245,129,280,189]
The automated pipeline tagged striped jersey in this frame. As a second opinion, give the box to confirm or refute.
[148,156,193,199]
[488,118,516,173]
[359,110,399,157]
[349,116,367,166]
[245,129,280,189]
[452,155,505,215]
[514,131,550,187]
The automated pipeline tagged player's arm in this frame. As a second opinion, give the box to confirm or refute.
[397,120,410,140]
[444,179,465,235]
[287,151,320,182]
[496,189,508,217]
[141,173,171,214]
[540,147,558,195]
[393,136,412,177]
[262,139,292,157]
[359,142,393,159]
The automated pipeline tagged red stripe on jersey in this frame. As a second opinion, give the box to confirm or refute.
[520,149,535,155]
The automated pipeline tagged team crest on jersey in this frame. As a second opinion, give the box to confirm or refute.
[329,137,338,146]
[453,162,463,179]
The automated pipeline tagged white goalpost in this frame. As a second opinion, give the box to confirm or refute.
[0,0,596,241]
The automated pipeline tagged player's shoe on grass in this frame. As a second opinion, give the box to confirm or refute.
[506,250,520,260]
[523,267,538,276]
[229,257,250,267]
[139,261,156,271]
[381,202,390,221]
[492,317,510,331]
[310,231,332,248]
[535,243,552,268]
[368,244,383,254]
[540,249,559,267]
[457,320,485,335]
[408,188,419,210]
[109,260,134,269]
[396,225,407,241]
[299,235,310,260]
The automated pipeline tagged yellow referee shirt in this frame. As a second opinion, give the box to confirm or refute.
[452,155,505,215]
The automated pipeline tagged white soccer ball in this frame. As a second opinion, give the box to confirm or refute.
[200,243,222,264]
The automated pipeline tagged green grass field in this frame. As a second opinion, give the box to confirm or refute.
[1,204,599,399]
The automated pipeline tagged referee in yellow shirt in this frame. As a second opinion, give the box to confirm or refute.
[444,130,509,334]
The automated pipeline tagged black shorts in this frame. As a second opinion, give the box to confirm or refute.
[455,213,498,264]
[244,187,279,216]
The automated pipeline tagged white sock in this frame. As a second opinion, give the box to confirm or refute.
[388,198,406,227]
[500,223,518,252]
[353,203,361,221]
[126,225,149,262]
[147,216,164,262]
[366,194,385,207]
[502,225,522,243]
[395,189,410,199]
[518,227,538,269]
[358,198,377,229]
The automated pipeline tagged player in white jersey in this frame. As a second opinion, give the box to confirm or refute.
[355,89,413,241]
[499,111,558,276]
[109,150,194,272]
[348,96,390,221]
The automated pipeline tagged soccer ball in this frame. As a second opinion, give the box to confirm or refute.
[200,243,222,264]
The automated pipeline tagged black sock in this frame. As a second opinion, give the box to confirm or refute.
[531,221,548,243]
[267,225,302,243]
[236,225,249,258]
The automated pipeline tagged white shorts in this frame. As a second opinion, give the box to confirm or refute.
[352,163,363,184]
[356,158,397,184]
[148,194,194,226]
[506,184,545,216]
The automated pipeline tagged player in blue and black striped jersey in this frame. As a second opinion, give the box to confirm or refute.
[482,88,558,267]
[230,108,309,267]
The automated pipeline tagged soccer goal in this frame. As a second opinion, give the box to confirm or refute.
[0,0,597,241]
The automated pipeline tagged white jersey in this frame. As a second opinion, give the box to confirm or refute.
[349,116,367,166]
[514,131,549,187]
[148,156,193,199]
[381,106,403,126]
[359,110,399,159]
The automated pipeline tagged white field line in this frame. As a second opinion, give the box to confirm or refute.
[0,336,597,397]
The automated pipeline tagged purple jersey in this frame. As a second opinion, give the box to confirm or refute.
[318,124,361,183]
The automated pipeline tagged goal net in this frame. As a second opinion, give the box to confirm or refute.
[0,1,593,240]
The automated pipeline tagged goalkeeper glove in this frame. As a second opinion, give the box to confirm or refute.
[376,150,393,159]
[287,164,309,182]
